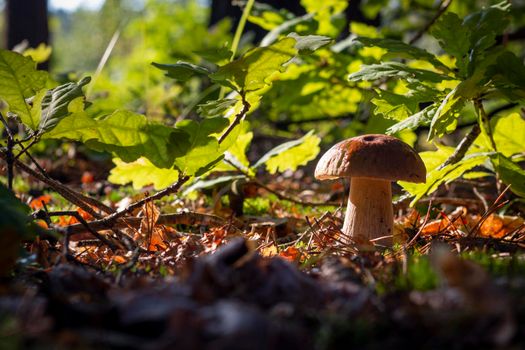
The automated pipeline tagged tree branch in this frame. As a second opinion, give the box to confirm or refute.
[218,94,251,144]
[62,212,226,235]
[409,0,453,45]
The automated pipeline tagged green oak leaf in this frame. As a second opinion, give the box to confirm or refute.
[44,110,186,168]
[400,148,491,205]
[287,32,332,53]
[348,62,453,83]
[197,98,237,118]
[428,86,465,140]
[300,0,348,36]
[38,77,91,133]
[356,37,450,72]
[475,112,525,158]
[210,37,298,92]
[431,12,470,75]
[152,61,211,82]
[485,51,525,101]
[0,49,48,129]
[109,157,179,190]
[387,106,437,134]
[193,46,232,63]
[254,130,320,173]
[172,117,229,175]
[491,153,525,197]
[431,4,510,78]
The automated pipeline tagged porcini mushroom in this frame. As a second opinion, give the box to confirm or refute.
[315,134,426,247]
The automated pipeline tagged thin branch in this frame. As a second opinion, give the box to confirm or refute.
[218,94,251,144]
[96,174,191,227]
[62,212,226,235]
[437,124,481,170]
[45,210,121,251]
[0,112,15,190]
[13,135,39,161]
[0,149,111,218]
[409,0,453,45]
[224,158,340,207]
[475,99,498,152]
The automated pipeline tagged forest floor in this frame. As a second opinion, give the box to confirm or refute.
[1,152,525,350]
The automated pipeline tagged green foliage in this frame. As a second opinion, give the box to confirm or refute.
[38,77,91,133]
[1,0,524,205]
[348,1,525,201]
[109,158,179,190]
[152,61,211,82]
[349,62,453,83]
[255,131,321,174]
[0,50,49,129]
[210,37,298,93]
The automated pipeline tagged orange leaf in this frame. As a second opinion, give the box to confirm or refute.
[35,220,48,229]
[81,171,94,184]
[279,246,301,262]
[29,194,52,210]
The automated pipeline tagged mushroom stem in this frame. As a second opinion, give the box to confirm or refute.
[342,177,393,246]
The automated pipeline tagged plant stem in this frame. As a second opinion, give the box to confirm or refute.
[438,124,481,170]
[475,99,498,152]
[229,0,255,62]
[218,0,255,100]
[409,0,453,45]
[218,94,251,143]
[0,113,14,190]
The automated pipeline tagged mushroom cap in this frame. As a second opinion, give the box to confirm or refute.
[315,134,426,183]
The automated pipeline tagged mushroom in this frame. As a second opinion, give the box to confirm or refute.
[315,134,426,247]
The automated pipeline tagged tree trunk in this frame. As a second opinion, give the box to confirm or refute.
[5,0,49,69]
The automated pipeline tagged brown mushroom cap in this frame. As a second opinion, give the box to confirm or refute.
[315,134,426,183]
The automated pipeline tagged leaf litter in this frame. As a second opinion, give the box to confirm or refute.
[2,171,525,349]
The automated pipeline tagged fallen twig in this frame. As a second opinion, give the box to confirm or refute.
[64,211,225,235]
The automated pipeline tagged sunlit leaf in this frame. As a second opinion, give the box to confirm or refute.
[400,148,491,205]
[387,105,436,134]
[152,61,211,81]
[197,98,237,118]
[173,117,229,175]
[428,86,465,140]
[109,157,179,190]
[349,62,453,83]
[210,37,298,92]
[23,43,52,64]
[491,153,525,197]
[356,37,450,72]
[38,77,91,133]
[0,49,48,129]
[44,110,186,168]
[287,32,332,52]
[260,131,321,174]
[300,0,348,36]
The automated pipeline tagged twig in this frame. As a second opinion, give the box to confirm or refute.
[0,149,112,217]
[95,174,191,227]
[474,99,498,152]
[0,112,15,190]
[13,136,39,161]
[223,158,340,207]
[438,124,481,170]
[405,201,433,248]
[409,0,453,45]
[46,210,121,251]
[469,185,511,237]
[218,94,251,144]
[472,186,489,212]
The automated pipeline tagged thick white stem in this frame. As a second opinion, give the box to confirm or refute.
[342,177,393,246]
